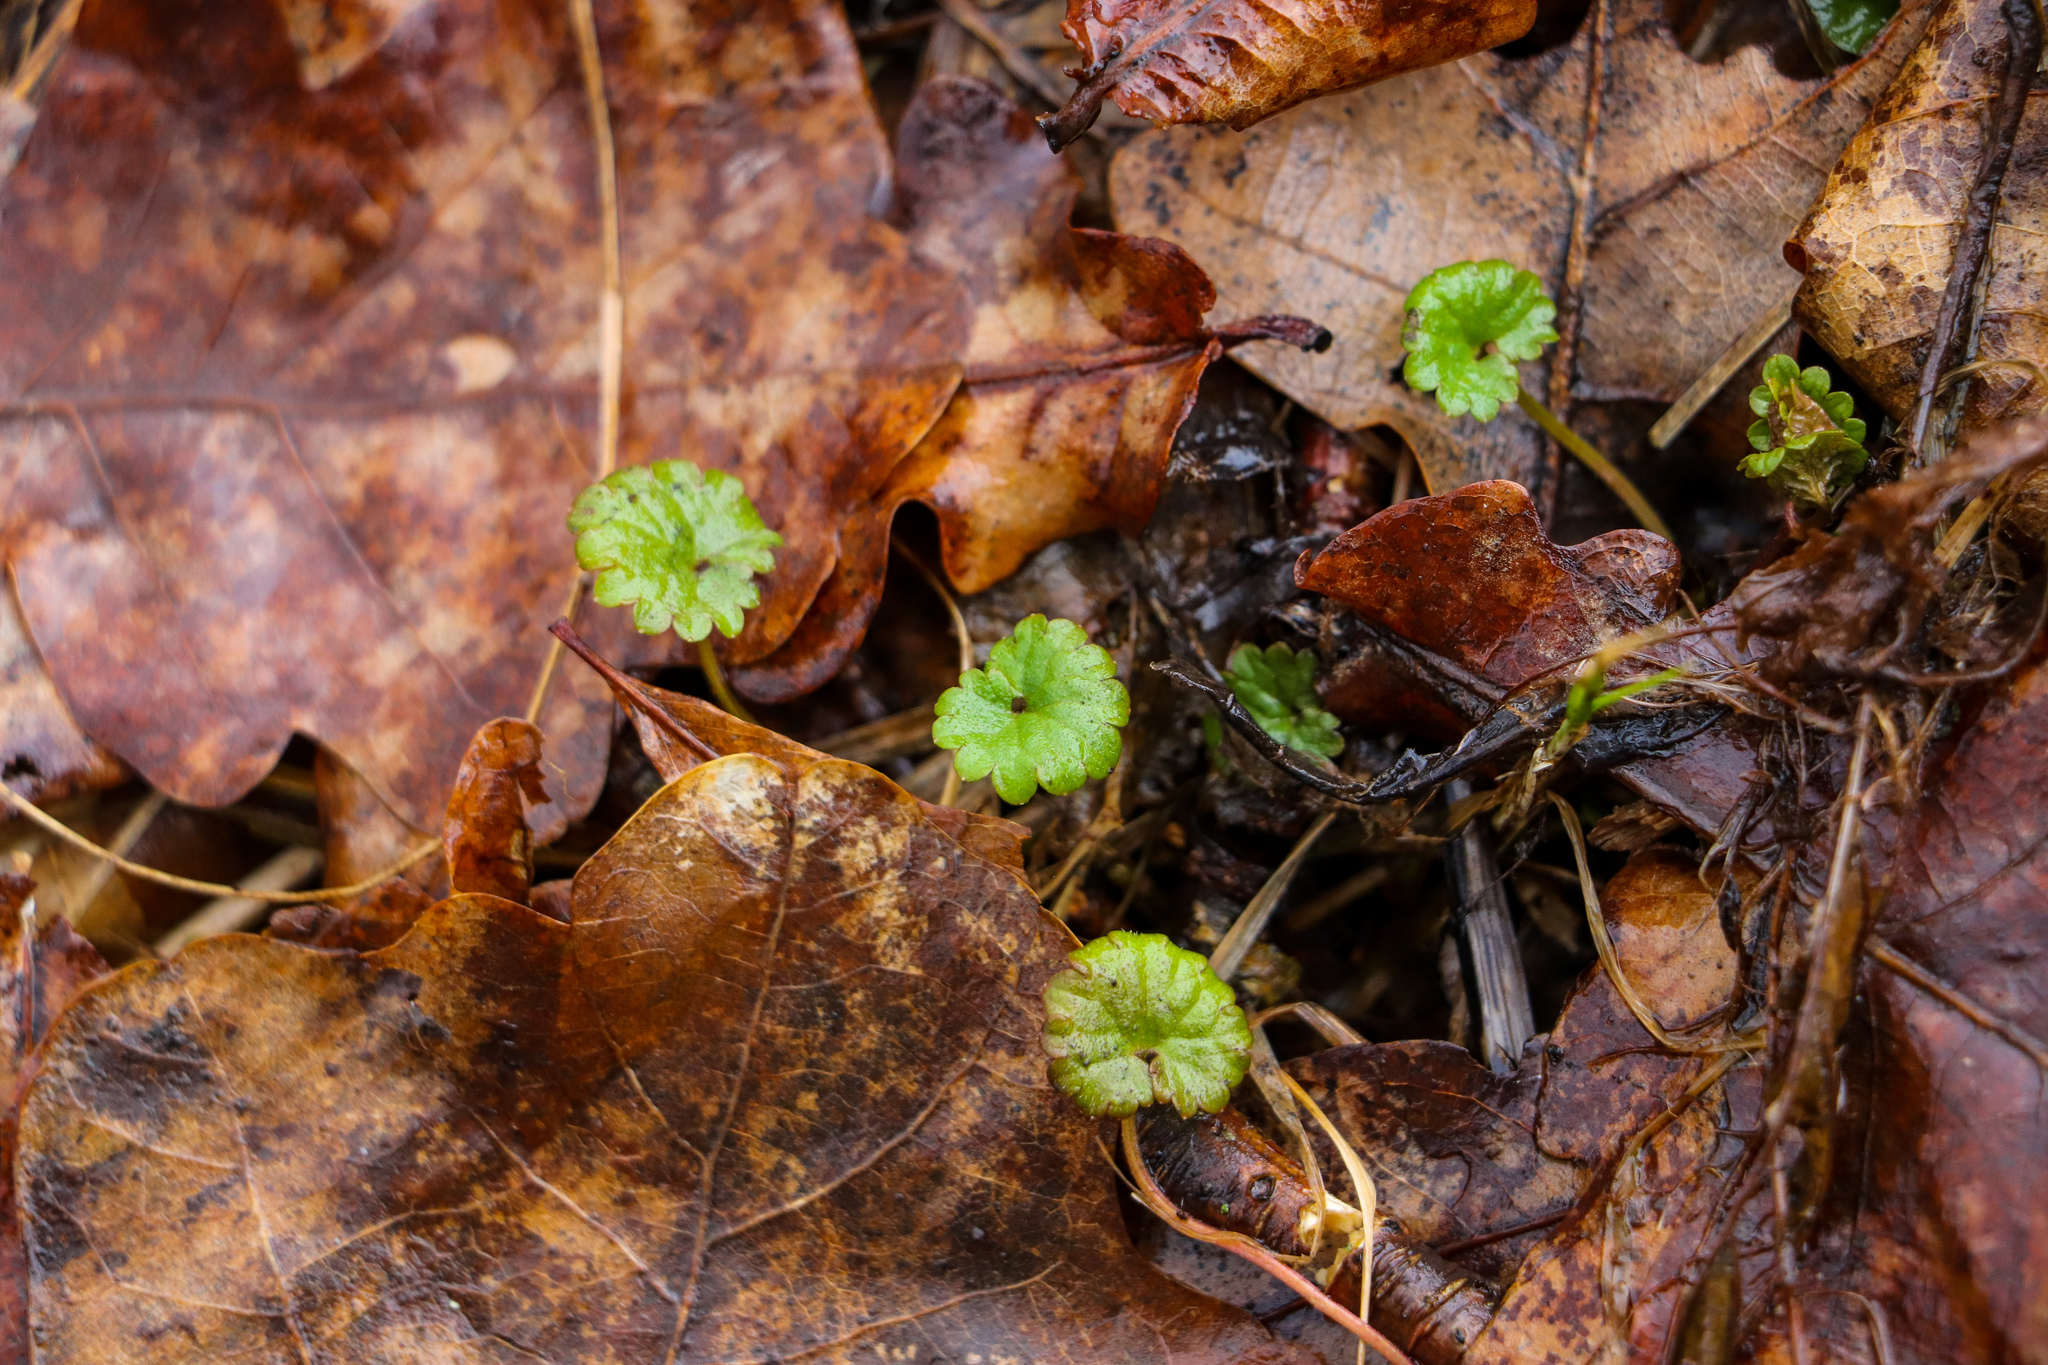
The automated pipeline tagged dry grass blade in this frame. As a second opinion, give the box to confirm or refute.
[1281,1070,1379,1358]
[1209,809,1338,982]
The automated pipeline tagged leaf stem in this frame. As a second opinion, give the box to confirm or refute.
[697,639,755,722]
[1515,388,1673,541]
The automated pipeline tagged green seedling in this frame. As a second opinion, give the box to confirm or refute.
[568,459,782,717]
[1042,930,1252,1118]
[1401,260,1672,541]
[932,614,1129,805]
[1742,354,1869,511]
[1224,643,1344,760]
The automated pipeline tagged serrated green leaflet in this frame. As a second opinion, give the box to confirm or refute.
[1042,931,1252,1118]
[1400,260,1559,422]
[1742,354,1868,510]
[1224,643,1344,759]
[568,461,783,641]
[933,615,1129,805]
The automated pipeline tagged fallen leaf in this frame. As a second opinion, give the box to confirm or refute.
[19,742,1320,1363]
[1107,0,1933,496]
[1791,0,2048,430]
[0,869,110,1365]
[1038,0,1536,150]
[734,77,1326,701]
[0,0,969,831]
[0,593,124,806]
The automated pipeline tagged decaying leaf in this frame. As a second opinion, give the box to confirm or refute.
[1038,0,1535,151]
[0,594,123,807]
[734,77,1325,700]
[18,737,1319,1362]
[1108,0,1932,495]
[1792,0,2048,430]
[0,0,969,829]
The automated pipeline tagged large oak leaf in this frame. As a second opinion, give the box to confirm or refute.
[16,747,1315,1362]
[0,0,966,830]
[1107,0,1932,496]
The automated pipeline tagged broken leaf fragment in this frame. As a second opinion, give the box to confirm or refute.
[933,613,1129,804]
[1742,354,1869,509]
[569,461,783,640]
[1224,642,1344,759]
[1043,930,1253,1117]
[1401,261,1558,422]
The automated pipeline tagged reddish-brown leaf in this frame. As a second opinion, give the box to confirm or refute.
[19,741,1317,1362]
[0,0,969,830]
[1039,0,1537,151]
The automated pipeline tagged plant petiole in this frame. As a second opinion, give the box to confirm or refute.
[1514,388,1674,541]
[697,638,755,722]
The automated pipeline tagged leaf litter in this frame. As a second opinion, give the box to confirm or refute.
[0,0,2045,1359]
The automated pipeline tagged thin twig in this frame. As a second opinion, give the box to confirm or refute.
[549,620,719,762]
[1516,389,1673,540]
[1908,0,2042,457]
[1649,286,1799,449]
[932,0,1069,107]
[1870,938,2048,1068]
[1118,1117,1417,1365]
[0,782,435,903]
[1209,810,1338,982]
[896,542,974,807]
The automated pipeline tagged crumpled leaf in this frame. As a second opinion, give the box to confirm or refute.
[1043,930,1252,1117]
[934,613,1129,804]
[0,0,968,830]
[1791,0,2048,430]
[569,463,783,642]
[17,744,1315,1362]
[1401,261,1559,423]
[1110,0,1931,494]
[1224,642,1345,759]
[1037,0,1536,150]
[732,77,1326,701]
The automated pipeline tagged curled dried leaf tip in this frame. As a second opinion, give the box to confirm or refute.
[1043,931,1253,1118]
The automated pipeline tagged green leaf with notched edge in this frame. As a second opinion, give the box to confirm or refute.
[568,461,783,641]
[1042,931,1253,1118]
[1224,643,1344,759]
[1400,259,1559,423]
[1742,354,1869,510]
[933,615,1129,805]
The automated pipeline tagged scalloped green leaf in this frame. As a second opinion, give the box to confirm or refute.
[1399,260,1559,423]
[568,461,783,641]
[1224,642,1344,760]
[1042,931,1252,1118]
[1743,353,1870,510]
[933,615,1129,805]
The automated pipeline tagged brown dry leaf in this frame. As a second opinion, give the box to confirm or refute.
[19,739,1321,1362]
[735,77,1326,701]
[1038,0,1535,151]
[0,0,969,829]
[1791,0,2048,430]
[0,868,110,1365]
[1107,0,1933,496]
[0,593,124,807]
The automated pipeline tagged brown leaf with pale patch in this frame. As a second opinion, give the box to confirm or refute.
[18,743,1317,1363]
[1791,0,2048,430]
[735,77,1326,701]
[0,0,969,829]
[1037,0,1536,151]
[1107,0,1932,496]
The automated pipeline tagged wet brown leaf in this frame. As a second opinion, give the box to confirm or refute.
[0,869,110,1365]
[0,0,969,829]
[1038,0,1535,151]
[1791,0,2048,430]
[19,737,1324,1362]
[734,77,1326,700]
[1107,0,1932,495]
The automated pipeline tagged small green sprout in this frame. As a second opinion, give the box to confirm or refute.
[1401,260,1671,541]
[1742,354,1869,511]
[1042,930,1252,1118]
[568,460,782,641]
[1224,643,1343,760]
[568,460,781,717]
[933,615,1129,805]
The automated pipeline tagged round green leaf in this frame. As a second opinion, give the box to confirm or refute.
[1223,642,1344,760]
[1400,260,1559,423]
[933,615,1129,805]
[1042,931,1252,1118]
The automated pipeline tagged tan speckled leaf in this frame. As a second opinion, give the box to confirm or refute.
[1108,0,1931,496]
[17,751,1314,1364]
[1791,0,2048,428]
[0,0,967,830]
